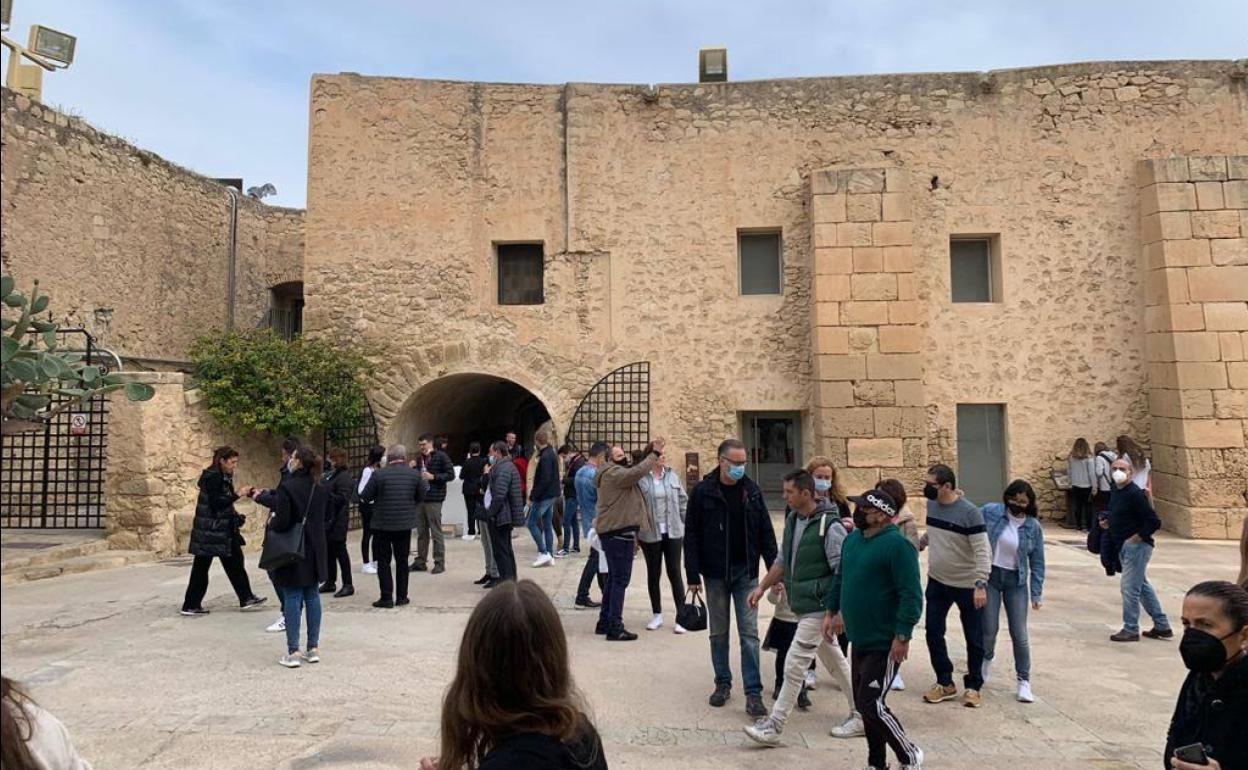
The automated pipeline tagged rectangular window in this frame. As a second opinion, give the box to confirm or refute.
[950,236,1001,303]
[955,404,1008,506]
[497,243,544,305]
[739,231,782,295]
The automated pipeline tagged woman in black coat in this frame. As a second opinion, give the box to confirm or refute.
[270,445,330,668]
[181,446,267,616]
[319,446,356,598]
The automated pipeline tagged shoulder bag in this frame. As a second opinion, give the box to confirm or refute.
[259,485,313,571]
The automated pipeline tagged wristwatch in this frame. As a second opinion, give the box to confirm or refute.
[895,632,911,643]
[974,579,987,589]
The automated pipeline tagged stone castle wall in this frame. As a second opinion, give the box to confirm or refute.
[306,60,1247,525]
[0,89,304,363]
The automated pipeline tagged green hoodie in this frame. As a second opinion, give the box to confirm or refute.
[827,523,923,653]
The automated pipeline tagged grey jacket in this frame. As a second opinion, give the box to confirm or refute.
[486,457,525,528]
[638,467,688,543]
[360,462,427,532]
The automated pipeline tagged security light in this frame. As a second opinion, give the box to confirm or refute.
[1,0,12,31]
[699,47,727,83]
[29,24,75,66]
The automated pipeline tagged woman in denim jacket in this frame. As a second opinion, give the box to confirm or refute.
[981,479,1046,704]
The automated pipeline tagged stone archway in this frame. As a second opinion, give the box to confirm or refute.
[390,373,554,462]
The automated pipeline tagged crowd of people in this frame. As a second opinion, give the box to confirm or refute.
[158,427,1248,770]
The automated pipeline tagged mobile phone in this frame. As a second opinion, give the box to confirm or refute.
[1173,743,1209,766]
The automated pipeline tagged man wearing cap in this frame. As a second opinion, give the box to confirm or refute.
[742,470,861,747]
[827,487,925,770]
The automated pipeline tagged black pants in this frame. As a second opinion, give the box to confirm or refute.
[925,577,985,690]
[1068,486,1094,529]
[373,529,411,602]
[359,504,374,564]
[326,537,352,587]
[577,546,605,601]
[182,542,253,610]
[1093,489,1111,513]
[463,493,479,535]
[852,648,919,768]
[640,535,685,615]
[490,522,516,581]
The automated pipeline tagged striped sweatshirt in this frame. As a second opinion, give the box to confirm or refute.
[925,497,991,588]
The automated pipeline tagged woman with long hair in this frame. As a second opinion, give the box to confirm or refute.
[1066,438,1096,531]
[269,445,329,668]
[638,450,689,633]
[180,446,266,616]
[1,676,92,769]
[420,580,606,770]
[1116,435,1152,497]
[358,444,385,575]
[980,479,1046,704]
[319,446,355,598]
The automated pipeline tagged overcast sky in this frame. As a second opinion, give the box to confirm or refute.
[3,0,1244,207]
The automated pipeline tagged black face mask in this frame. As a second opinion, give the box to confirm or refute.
[1007,502,1029,515]
[852,509,871,530]
[922,483,939,501]
[1179,627,1241,673]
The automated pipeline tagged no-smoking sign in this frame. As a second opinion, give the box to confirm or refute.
[70,413,89,435]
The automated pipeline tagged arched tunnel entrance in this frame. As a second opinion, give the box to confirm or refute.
[391,374,553,462]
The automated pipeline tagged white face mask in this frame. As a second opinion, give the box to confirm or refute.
[1111,469,1129,484]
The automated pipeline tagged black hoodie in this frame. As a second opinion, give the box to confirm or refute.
[478,721,607,770]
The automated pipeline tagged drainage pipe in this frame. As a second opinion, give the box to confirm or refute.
[225,187,240,331]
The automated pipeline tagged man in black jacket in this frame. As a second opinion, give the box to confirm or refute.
[360,444,426,608]
[412,433,455,574]
[685,438,779,718]
[486,440,525,582]
[527,430,561,567]
[459,442,488,542]
[1107,457,1173,643]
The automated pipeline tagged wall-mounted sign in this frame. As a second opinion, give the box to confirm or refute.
[685,452,700,487]
[70,413,88,435]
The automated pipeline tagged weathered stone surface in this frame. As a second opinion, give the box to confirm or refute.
[847,438,904,467]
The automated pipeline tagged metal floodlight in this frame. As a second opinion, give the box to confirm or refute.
[1,0,13,31]
[246,182,277,200]
[699,47,727,83]
[29,24,76,66]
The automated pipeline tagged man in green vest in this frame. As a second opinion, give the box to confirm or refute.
[743,469,860,746]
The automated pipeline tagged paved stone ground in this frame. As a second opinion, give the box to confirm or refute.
[0,523,1239,769]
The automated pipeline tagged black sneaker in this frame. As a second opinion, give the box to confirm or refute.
[396,597,411,606]
[179,607,210,617]
[797,688,812,711]
[483,578,501,589]
[318,582,336,594]
[745,695,767,718]
[606,629,638,641]
[1143,627,1174,640]
[1110,629,1140,642]
[595,622,609,636]
[239,596,267,611]
[709,684,731,707]
[372,598,395,609]
[473,574,491,585]
[431,564,445,575]
[334,585,354,598]
[575,597,602,609]
[411,562,428,572]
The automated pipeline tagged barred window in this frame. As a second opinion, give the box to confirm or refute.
[497,243,544,305]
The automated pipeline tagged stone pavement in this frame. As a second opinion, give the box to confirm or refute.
[0,523,1239,770]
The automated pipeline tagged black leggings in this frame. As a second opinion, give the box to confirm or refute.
[463,494,478,535]
[640,535,685,615]
[326,538,352,586]
[1069,486,1094,529]
[359,504,374,563]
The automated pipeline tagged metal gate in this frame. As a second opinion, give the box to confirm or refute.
[566,362,651,453]
[323,400,379,530]
[0,330,110,529]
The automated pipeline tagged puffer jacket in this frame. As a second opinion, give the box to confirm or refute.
[360,463,427,531]
[638,466,688,543]
[321,466,355,541]
[414,449,455,503]
[189,468,243,558]
[486,457,525,528]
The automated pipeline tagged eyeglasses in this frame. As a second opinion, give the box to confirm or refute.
[719,456,747,468]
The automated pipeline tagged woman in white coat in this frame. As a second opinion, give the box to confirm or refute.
[638,451,689,633]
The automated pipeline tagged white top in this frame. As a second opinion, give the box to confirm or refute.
[1131,458,1151,490]
[23,699,93,770]
[357,465,375,495]
[652,480,668,533]
[992,514,1025,571]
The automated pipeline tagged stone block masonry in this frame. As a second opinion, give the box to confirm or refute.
[1140,156,1248,538]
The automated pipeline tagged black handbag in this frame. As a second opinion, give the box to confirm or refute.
[259,486,312,571]
[676,590,708,632]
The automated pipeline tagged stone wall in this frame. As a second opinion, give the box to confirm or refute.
[0,89,304,363]
[1140,155,1248,537]
[306,61,1247,527]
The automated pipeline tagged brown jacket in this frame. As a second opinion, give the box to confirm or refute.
[593,450,658,537]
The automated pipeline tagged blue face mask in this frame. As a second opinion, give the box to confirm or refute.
[726,463,746,481]
[487,455,496,465]
[814,478,832,493]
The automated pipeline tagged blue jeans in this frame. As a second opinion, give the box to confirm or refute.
[599,535,635,634]
[1119,541,1170,634]
[562,496,580,551]
[279,585,321,654]
[983,566,1031,681]
[526,498,556,556]
[705,566,762,696]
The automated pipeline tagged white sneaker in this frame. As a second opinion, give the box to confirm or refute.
[900,745,925,769]
[266,616,286,633]
[982,658,992,685]
[532,553,553,568]
[1016,680,1035,703]
[461,534,475,541]
[278,653,303,668]
[891,672,906,691]
[743,717,782,747]
[674,624,688,635]
[362,562,378,575]
[804,669,818,690]
[305,648,321,664]
[830,713,864,738]
[646,614,663,631]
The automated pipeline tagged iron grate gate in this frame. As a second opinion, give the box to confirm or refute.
[0,329,110,529]
[566,362,651,454]
[323,400,379,530]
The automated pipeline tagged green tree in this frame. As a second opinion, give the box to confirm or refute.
[1,274,154,435]
[188,329,375,437]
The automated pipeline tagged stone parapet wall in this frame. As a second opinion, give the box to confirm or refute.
[0,88,304,362]
[1140,155,1248,537]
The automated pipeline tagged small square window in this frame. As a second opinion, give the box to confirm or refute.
[739,231,782,295]
[497,243,544,305]
[950,236,1002,303]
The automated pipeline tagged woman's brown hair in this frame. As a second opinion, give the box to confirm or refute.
[806,455,850,512]
[438,580,591,769]
[1116,435,1146,470]
[1069,437,1090,459]
[876,478,908,511]
[327,446,349,469]
[1,676,37,770]
[208,445,239,473]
